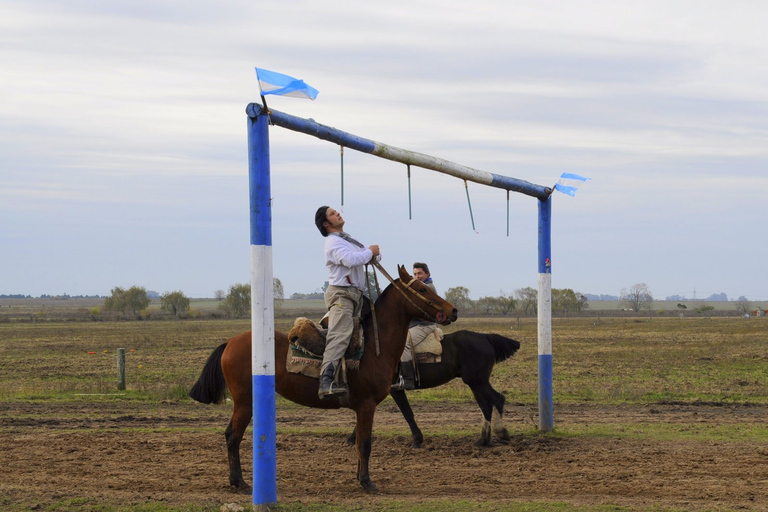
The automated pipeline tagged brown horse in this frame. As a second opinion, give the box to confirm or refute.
[189,265,457,493]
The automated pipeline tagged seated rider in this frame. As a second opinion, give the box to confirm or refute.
[315,206,381,399]
[392,262,437,390]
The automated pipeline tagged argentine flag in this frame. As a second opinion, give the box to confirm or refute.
[554,172,590,196]
[255,67,319,100]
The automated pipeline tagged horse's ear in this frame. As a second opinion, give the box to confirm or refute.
[397,264,410,281]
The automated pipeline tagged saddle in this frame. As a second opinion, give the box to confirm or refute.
[413,328,444,364]
[286,316,364,379]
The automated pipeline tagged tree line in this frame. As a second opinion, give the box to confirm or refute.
[101,278,286,319]
[442,286,589,316]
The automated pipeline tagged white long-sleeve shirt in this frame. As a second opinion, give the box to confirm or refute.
[324,233,381,290]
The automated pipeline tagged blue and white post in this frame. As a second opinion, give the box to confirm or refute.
[244,103,557,438]
[247,110,278,509]
[537,195,554,432]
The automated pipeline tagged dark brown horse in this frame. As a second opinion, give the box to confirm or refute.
[189,265,457,493]
[348,330,521,448]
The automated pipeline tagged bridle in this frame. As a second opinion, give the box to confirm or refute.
[364,261,450,357]
[370,261,448,322]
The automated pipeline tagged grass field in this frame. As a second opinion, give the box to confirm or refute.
[1,315,766,405]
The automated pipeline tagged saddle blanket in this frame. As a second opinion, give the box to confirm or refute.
[413,328,444,364]
[285,317,363,379]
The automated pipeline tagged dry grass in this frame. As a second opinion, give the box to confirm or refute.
[1,312,767,405]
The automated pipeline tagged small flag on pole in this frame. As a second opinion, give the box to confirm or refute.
[554,172,590,196]
[255,67,319,100]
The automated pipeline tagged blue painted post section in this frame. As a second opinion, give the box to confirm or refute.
[247,110,277,509]
[537,196,554,432]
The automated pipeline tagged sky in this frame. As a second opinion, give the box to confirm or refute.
[2,0,767,303]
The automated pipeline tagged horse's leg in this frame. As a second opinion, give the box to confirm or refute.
[355,403,378,492]
[390,389,424,448]
[466,381,495,447]
[489,387,510,443]
[224,401,253,493]
[346,426,357,446]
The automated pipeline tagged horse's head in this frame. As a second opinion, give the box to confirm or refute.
[396,264,458,325]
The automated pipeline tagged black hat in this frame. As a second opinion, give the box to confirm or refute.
[315,206,330,236]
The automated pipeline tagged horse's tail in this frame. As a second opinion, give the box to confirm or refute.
[188,342,228,404]
[485,334,521,363]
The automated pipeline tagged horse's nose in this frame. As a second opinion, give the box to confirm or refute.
[451,308,458,321]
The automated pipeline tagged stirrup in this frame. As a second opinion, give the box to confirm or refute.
[319,382,348,399]
[391,374,406,391]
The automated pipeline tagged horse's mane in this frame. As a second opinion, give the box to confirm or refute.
[360,280,398,323]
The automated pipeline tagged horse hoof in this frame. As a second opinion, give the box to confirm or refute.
[411,441,422,449]
[360,480,378,493]
[232,483,252,495]
[474,438,491,448]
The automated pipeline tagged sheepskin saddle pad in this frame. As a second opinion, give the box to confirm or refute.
[414,328,445,364]
[286,316,364,378]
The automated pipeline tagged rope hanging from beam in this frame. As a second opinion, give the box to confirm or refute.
[407,164,412,220]
[339,146,345,207]
[506,190,510,237]
[464,180,477,233]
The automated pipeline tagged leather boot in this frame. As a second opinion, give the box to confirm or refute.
[391,361,416,391]
[318,362,348,399]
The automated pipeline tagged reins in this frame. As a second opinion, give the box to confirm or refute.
[370,261,440,316]
[364,265,381,357]
[364,261,444,358]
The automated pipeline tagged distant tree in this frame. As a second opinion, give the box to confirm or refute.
[576,293,588,312]
[621,283,653,313]
[734,299,751,315]
[214,289,225,302]
[445,286,472,312]
[552,288,580,314]
[514,287,538,315]
[105,286,149,315]
[273,278,285,308]
[476,296,497,315]
[104,287,128,314]
[222,283,251,318]
[290,292,324,300]
[694,304,715,316]
[160,291,190,318]
[124,286,150,315]
[494,292,516,315]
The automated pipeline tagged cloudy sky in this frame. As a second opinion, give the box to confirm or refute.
[2,0,767,303]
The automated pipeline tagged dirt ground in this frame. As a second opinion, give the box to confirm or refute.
[2,400,767,511]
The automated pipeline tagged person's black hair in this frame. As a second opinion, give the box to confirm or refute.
[413,262,430,275]
[315,206,330,237]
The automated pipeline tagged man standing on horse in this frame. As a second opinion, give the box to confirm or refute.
[315,206,381,399]
[392,262,438,390]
